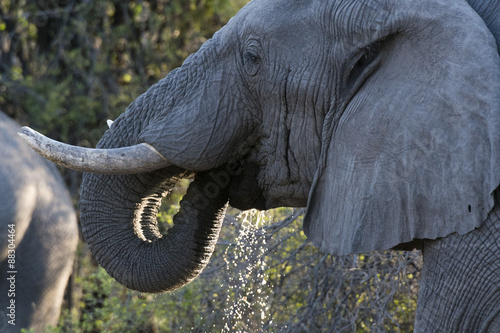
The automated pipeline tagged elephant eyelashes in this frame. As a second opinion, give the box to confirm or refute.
[343,40,383,98]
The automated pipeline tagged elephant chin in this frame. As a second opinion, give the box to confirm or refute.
[79,167,230,293]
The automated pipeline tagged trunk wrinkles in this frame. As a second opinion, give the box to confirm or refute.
[415,192,500,332]
[80,166,230,293]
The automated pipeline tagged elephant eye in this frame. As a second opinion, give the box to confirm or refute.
[343,40,383,96]
[243,49,262,76]
[244,51,261,64]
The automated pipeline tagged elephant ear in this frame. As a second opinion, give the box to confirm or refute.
[304,2,500,255]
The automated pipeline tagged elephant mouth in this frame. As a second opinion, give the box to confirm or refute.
[178,160,267,212]
[228,161,267,211]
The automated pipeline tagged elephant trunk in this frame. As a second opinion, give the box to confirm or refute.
[19,37,251,293]
[80,168,229,293]
[77,49,236,292]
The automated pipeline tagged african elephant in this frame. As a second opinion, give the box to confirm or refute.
[18,0,500,331]
[0,112,78,332]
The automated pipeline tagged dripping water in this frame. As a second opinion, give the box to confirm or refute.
[220,209,273,333]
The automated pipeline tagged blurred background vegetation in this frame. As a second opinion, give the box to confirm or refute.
[0,0,421,331]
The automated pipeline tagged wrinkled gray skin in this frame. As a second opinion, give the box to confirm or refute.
[41,0,500,331]
[469,0,500,49]
[415,1,500,331]
[0,112,78,332]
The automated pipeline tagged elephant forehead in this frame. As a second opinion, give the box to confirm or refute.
[234,0,319,35]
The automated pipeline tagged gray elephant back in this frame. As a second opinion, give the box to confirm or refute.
[0,112,72,229]
[0,111,78,332]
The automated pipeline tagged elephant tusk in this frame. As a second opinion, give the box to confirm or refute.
[107,119,114,129]
[18,126,172,174]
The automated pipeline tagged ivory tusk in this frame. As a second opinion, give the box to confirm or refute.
[18,126,172,174]
[107,119,114,129]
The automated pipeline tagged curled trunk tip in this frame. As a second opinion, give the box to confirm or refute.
[79,169,231,293]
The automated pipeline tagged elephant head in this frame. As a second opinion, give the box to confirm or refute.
[20,0,500,293]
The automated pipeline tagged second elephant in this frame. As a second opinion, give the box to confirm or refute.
[0,112,78,332]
